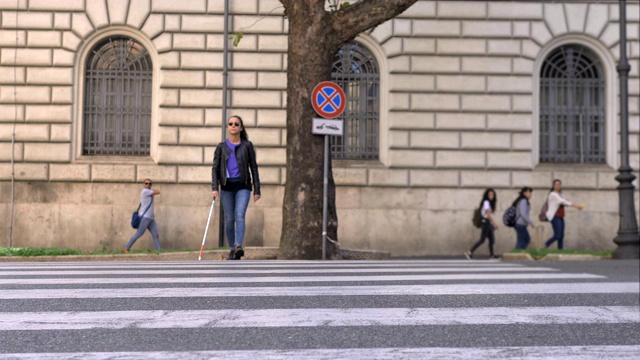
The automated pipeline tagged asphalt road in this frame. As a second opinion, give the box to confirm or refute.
[0,259,638,359]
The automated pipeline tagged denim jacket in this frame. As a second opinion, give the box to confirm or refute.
[211,140,260,195]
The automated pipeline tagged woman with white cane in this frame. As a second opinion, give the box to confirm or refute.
[211,115,261,260]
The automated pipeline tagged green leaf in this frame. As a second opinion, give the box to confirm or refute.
[230,32,243,47]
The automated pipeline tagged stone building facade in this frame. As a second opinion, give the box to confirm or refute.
[0,0,638,256]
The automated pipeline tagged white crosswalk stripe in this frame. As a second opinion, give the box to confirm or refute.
[0,259,638,359]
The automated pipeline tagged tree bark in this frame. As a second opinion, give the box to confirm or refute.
[278,0,418,259]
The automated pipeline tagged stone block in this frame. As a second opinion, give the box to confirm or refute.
[552,171,597,189]
[0,105,25,121]
[389,130,409,148]
[411,130,459,149]
[512,95,533,112]
[462,57,511,74]
[487,76,532,93]
[403,38,436,54]
[233,15,283,33]
[160,89,179,106]
[27,31,61,47]
[461,171,511,187]
[26,67,72,85]
[25,105,71,122]
[389,149,434,168]
[2,11,53,29]
[462,21,512,37]
[164,15,181,31]
[257,109,286,127]
[531,22,552,46]
[153,33,172,53]
[257,0,283,15]
[513,58,534,75]
[461,95,510,111]
[1,87,49,104]
[62,31,82,51]
[256,147,285,165]
[512,133,532,150]
[438,1,486,18]
[1,49,51,66]
[600,24,619,48]
[180,51,222,70]
[231,90,281,108]
[173,34,206,51]
[258,35,288,51]
[105,0,129,25]
[382,38,402,58]
[158,52,180,69]
[127,0,151,29]
[597,171,620,190]
[53,49,75,66]
[522,40,541,59]
[400,1,435,17]
[0,142,23,161]
[462,132,511,150]
[158,126,178,145]
[438,39,486,55]
[410,56,460,73]
[488,40,521,56]
[257,166,280,185]
[413,20,460,36]
[141,14,163,39]
[211,34,255,51]
[233,53,282,70]
[29,0,83,11]
[258,72,286,90]
[513,22,530,38]
[585,4,609,39]
[565,3,588,33]
[49,164,90,181]
[393,18,412,36]
[389,56,411,72]
[436,113,485,130]
[157,145,203,164]
[159,108,204,126]
[177,165,208,184]
[178,126,217,145]
[487,152,531,169]
[436,151,485,168]
[0,0,26,9]
[161,70,205,88]
[0,163,47,180]
[228,71,258,88]
[54,13,71,30]
[86,0,108,29]
[71,13,94,38]
[180,89,222,107]
[389,93,409,110]
[152,0,206,13]
[512,170,553,189]
[24,143,70,162]
[248,128,281,146]
[91,164,135,182]
[488,2,543,19]
[181,15,224,32]
[544,3,568,36]
[136,165,177,183]
[436,75,485,92]
[0,30,26,46]
[487,114,533,131]
[51,86,72,104]
[390,74,434,92]
[368,169,408,186]
[410,170,459,187]
[411,94,460,111]
[0,66,25,84]
[50,124,71,142]
[0,123,48,141]
[332,168,366,186]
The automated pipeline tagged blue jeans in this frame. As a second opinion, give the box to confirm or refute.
[125,217,161,250]
[514,224,530,250]
[221,188,251,249]
[545,217,565,249]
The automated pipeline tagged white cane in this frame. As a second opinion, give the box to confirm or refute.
[198,198,216,261]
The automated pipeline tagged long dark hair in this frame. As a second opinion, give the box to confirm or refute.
[229,115,248,141]
[479,188,497,211]
[549,179,561,193]
[512,186,533,207]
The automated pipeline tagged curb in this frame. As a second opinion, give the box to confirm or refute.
[501,253,535,261]
[501,253,609,261]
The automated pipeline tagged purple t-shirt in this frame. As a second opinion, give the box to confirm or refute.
[226,139,240,178]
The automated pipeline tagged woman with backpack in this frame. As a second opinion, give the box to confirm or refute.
[465,188,499,259]
[512,187,535,250]
[544,179,584,249]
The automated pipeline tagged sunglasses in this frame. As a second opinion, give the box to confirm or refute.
[228,122,240,127]
[144,182,152,185]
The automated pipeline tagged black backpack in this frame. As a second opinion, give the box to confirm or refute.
[502,205,517,227]
[472,207,482,228]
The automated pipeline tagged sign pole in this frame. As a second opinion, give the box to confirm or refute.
[322,135,329,260]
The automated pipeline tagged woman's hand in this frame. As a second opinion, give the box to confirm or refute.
[211,191,218,200]
[254,194,261,202]
[573,203,585,210]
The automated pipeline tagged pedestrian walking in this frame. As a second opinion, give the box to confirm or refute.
[544,179,584,249]
[512,187,535,250]
[465,188,499,259]
[211,115,261,260]
[124,179,161,252]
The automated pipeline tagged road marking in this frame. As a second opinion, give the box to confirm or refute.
[1,282,635,299]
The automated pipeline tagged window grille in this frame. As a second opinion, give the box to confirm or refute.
[540,45,605,163]
[331,42,380,160]
[83,37,152,156]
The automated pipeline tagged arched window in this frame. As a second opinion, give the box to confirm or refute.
[83,36,152,156]
[540,44,605,163]
[331,41,380,160]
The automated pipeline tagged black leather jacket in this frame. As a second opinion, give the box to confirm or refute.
[211,140,260,195]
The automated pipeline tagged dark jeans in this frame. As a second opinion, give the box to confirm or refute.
[470,220,495,256]
[545,217,565,249]
[514,224,530,250]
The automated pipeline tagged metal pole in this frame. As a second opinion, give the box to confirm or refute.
[218,0,230,248]
[613,0,639,259]
[322,135,329,260]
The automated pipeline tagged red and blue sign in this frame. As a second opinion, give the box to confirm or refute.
[311,81,346,119]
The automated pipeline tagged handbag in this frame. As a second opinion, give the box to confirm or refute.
[131,197,153,229]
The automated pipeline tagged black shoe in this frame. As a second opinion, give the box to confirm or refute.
[227,249,236,260]
[234,245,244,260]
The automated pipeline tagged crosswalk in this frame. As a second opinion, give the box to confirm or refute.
[0,259,638,359]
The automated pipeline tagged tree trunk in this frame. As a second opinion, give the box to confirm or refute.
[279,0,418,259]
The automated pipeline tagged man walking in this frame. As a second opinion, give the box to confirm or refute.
[123,179,161,252]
